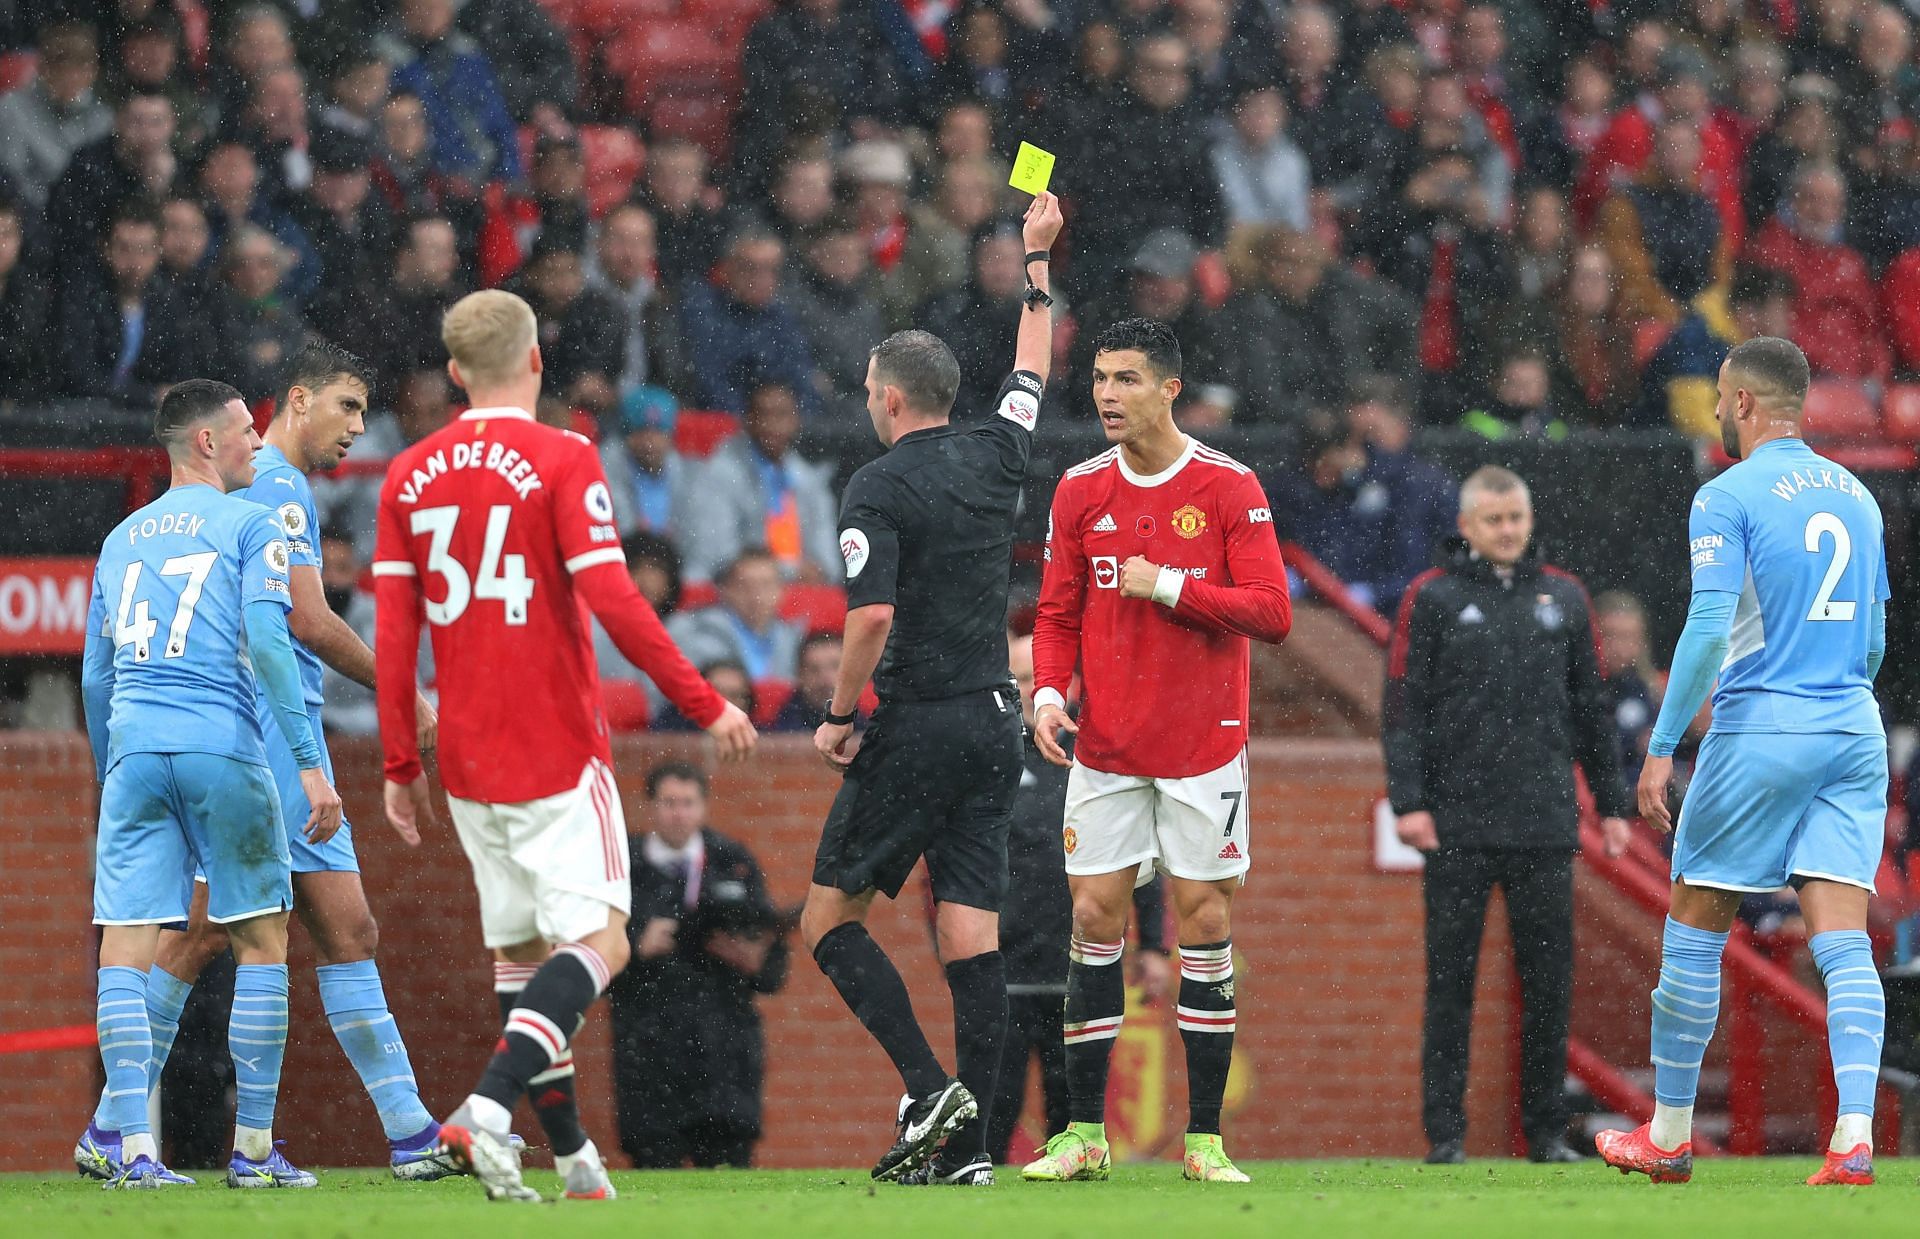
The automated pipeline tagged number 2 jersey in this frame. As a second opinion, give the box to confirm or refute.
[1687,436,1888,735]
[1033,437,1292,779]
[87,484,294,771]
[374,407,723,803]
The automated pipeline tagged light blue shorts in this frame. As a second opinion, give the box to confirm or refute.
[95,752,292,926]
[1672,731,1888,893]
[267,719,357,874]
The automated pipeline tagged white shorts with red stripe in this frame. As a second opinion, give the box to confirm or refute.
[447,759,631,948]
[1062,749,1251,885]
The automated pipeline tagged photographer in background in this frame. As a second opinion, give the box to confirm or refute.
[610,762,791,1168]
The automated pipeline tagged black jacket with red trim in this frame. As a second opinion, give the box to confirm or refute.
[1381,538,1630,849]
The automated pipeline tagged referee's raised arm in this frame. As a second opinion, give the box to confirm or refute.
[1015,193,1063,383]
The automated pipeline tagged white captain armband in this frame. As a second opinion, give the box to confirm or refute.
[1150,565,1185,609]
[1035,687,1067,715]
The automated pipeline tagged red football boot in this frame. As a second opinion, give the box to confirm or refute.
[1807,1144,1873,1186]
[1595,1124,1693,1184]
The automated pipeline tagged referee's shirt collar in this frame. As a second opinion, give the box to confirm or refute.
[894,422,957,447]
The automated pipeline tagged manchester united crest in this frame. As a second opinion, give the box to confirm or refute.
[1063,826,1078,854]
[1172,504,1207,539]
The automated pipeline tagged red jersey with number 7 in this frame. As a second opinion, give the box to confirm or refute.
[1032,437,1292,778]
[373,407,723,804]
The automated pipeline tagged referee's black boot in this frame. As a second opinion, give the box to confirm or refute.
[898,1147,994,1186]
[1527,1136,1586,1164]
[870,1080,978,1182]
[1424,1140,1466,1165]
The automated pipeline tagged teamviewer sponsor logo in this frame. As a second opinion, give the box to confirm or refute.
[1092,556,1118,588]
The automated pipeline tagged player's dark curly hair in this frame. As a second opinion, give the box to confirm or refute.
[281,340,375,409]
[1091,317,1183,380]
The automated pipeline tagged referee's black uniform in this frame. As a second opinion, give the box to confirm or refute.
[811,370,1043,909]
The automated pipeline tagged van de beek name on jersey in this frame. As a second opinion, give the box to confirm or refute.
[396,440,545,505]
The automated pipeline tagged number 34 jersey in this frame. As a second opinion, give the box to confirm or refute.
[374,407,711,804]
[1687,436,1889,735]
[88,484,294,770]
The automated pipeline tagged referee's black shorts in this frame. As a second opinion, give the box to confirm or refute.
[812,686,1023,911]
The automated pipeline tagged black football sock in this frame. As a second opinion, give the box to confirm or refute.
[474,945,607,1117]
[1064,937,1125,1125]
[813,923,948,1099]
[943,951,1008,1160]
[1177,941,1236,1135]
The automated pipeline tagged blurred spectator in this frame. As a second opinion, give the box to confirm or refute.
[338,213,461,387]
[1594,590,1660,790]
[889,156,997,328]
[919,222,1023,417]
[0,24,112,210]
[640,137,729,292]
[599,385,696,540]
[1499,186,1572,348]
[612,761,788,1168]
[840,140,916,307]
[56,201,198,403]
[233,64,315,208]
[1174,0,1236,118]
[677,227,823,419]
[298,129,397,344]
[769,631,849,732]
[1548,243,1636,425]
[735,0,905,182]
[1272,4,1388,215]
[1640,263,1795,434]
[1345,372,1457,594]
[0,195,47,401]
[1073,228,1233,428]
[929,3,1023,129]
[1212,84,1313,233]
[1216,225,1418,424]
[1065,32,1225,301]
[1718,40,1787,168]
[1743,75,1844,232]
[785,213,886,417]
[1334,0,1414,83]
[478,129,589,285]
[315,47,391,140]
[928,99,1006,186]
[207,223,312,400]
[595,529,688,694]
[1454,4,1538,153]
[44,90,178,257]
[196,139,320,303]
[369,90,456,220]
[1576,46,1743,249]
[1462,350,1567,440]
[667,549,804,682]
[380,0,522,187]
[1035,19,1124,158]
[1850,118,1920,275]
[1745,160,1892,383]
[1835,3,1918,152]
[1597,118,1731,326]
[766,153,836,250]
[316,527,385,735]
[1517,53,1613,190]
[210,3,297,125]
[155,195,215,317]
[510,239,625,419]
[653,658,756,728]
[103,15,206,152]
[454,0,578,123]
[681,381,841,583]
[586,202,690,399]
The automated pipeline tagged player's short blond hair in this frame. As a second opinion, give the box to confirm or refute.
[441,290,537,391]
[1458,464,1530,515]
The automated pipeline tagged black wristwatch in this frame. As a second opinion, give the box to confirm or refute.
[825,706,857,726]
[1024,283,1054,310]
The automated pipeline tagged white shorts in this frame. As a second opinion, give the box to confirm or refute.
[447,759,632,948]
[1063,750,1250,885]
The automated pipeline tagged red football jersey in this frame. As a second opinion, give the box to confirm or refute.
[374,407,723,803]
[1033,438,1292,778]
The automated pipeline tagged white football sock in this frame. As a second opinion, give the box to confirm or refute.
[233,1124,273,1160]
[555,1138,602,1178]
[464,1093,513,1136]
[1831,1113,1872,1154]
[123,1132,158,1162]
[1649,1103,1692,1152]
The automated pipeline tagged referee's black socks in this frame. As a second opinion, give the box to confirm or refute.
[813,923,949,1099]
[944,950,1007,1161]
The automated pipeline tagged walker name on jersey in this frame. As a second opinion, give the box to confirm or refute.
[395,440,546,505]
[1767,467,1868,505]
[124,511,206,546]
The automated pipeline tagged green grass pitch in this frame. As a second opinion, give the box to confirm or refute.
[7,1161,1920,1238]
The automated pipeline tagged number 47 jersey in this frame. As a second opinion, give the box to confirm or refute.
[88,484,293,770]
[1688,436,1889,735]
[374,407,716,805]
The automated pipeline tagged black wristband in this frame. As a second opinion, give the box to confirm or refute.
[1024,250,1051,265]
[825,706,857,726]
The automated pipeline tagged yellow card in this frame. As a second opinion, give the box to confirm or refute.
[1009,142,1056,196]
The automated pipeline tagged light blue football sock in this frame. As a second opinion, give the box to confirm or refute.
[96,966,154,1138]
[1810,930,1884,1119]
[1650,917,1728,1107]
[317,959,433,1141]
[92,965,192,1132]
[231,964,290,1131]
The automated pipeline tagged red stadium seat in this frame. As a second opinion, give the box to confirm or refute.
[751,678,792,727]
[674,409,738,457]
[1632,319,1673,369]
[605,22,739,112]
[574,0,678,33]
[683,0,772,38]
[679,581,720,610]
[779,583,846,634]
[1191,251,1231,308]
[0,51,36,93]
[1883,382,1920,443]
[579,124,645,217]
[601,679,652,731]
[1800,379,1880,441]
[649,91,735,160]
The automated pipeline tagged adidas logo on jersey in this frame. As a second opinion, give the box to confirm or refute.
[1093,513,1117,532]
[1217,841,1243,861]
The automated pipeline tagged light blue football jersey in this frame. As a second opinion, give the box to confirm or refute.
[1686,436,1888,735]
[86,483,295,770]
[242,443,325,710]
